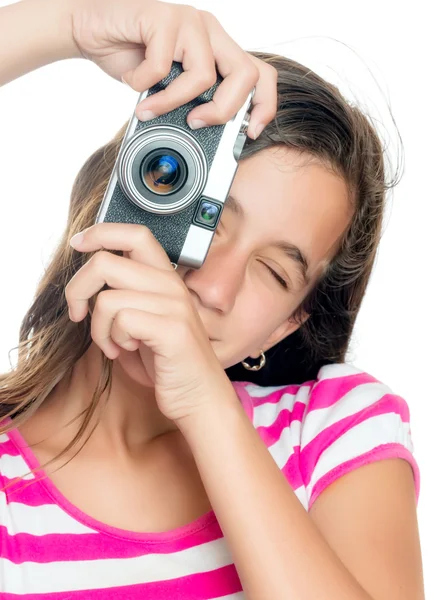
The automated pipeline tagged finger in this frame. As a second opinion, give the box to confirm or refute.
[123,18,178,93]
[135,21,216,120]
[186,50,259,128]
[110,308,170,359]
[244,56,278,139]
[70,223,175,271]
[183,12,259,127]
[90,289,170,359]
[65,251,177,322]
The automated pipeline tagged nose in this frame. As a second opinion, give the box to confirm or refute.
[182,242,245,314]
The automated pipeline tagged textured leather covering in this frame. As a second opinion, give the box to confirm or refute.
[103,62,225,264]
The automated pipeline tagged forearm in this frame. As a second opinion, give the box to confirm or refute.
[0,0,81,87]
[179,394,373,600]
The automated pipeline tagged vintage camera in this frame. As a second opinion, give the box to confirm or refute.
[96,61,254,268]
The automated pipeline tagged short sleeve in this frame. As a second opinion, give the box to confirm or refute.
[299,364,420,510]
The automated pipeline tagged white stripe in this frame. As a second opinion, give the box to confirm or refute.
[306,412,414,498]
[267,420,302,470]
[317,363,364,380]
[294,485,309,511]
[0,492,97,535]
[243,382,292,398]
[253,385,309,428]
[0,452,35,480]
[0,537,234,593]
[301,381,394,447]
[211,594,245,600]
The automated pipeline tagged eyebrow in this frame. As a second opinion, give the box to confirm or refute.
[224,194,311,285]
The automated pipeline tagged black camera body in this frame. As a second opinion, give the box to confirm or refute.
[96,61,254,268]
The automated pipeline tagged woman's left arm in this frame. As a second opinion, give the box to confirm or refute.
[178,393,425,600]
[66,223,424,599]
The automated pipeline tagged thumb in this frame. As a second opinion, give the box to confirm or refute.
[121,71,135,87]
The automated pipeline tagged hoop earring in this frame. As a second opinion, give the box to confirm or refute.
[241,350,266,371]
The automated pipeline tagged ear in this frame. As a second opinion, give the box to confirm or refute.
[256,310,310,358]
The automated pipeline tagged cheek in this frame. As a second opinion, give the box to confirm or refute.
[225,294,282,355]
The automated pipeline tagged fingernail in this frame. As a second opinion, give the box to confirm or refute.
[188,119,207,130]
[253,123,265,140]
[138,109,157,122]
[70,232,84,248]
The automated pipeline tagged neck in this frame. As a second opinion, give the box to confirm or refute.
[18,343,179,461]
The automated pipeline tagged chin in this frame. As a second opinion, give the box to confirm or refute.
[114,348,155,388]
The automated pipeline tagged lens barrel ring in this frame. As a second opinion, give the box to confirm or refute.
[118,125,208,215]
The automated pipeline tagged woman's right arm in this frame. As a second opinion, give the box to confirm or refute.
[1,0,276,136]
[0,0,80,87]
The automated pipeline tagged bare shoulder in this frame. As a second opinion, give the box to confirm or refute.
[309,458,425,600]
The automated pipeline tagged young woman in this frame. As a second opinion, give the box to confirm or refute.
[0,0,425,598]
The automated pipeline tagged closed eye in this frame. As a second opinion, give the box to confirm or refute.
[261,262,289,289]
[215,226,289,290]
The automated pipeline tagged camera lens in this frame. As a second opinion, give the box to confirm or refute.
[119,126,208,214]
[140,149,187,195]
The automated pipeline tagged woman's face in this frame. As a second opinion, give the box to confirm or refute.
[117,146,352,386]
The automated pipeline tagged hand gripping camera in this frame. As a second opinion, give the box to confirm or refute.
[96,61,254,268]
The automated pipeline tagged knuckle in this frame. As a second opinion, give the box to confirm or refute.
[94,290,109,312]
[90,251,108,270]
[91,251,113,278]
[115,308,130,327]
[199,9,219,27]
[159,2,176,21]
[244,62,260,86]
[215,104,233,122]
[158,59,173,79]
[182,4,201,20]
[197,69,218,90]
[266,63,279,82]
[149,63,171,82]
[90,250,103,265]
[90,222,104,238]
[134,224,152,245]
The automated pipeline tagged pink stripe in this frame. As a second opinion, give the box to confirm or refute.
[300,394,411,486]
[1,480,219,555]
[0,474,52,506]
[306,372,380,411]
[308,443,421,509]
[0,436,22,457]
[3,425,219,546]
[0,519,224,563]
[281,446,304,490]
[255,401,306,447]
[0,563,242,600]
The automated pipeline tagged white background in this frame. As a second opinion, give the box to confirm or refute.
[0,0,440,597]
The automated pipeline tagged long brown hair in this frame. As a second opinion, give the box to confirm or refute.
[0,52,399,472]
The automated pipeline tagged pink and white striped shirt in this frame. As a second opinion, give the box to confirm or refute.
[0,363,420,598]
